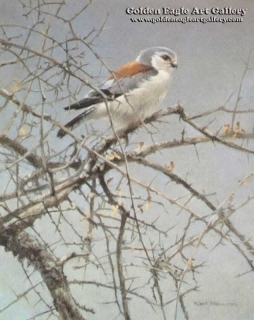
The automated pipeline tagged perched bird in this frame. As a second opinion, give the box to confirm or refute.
[57,46,177,138]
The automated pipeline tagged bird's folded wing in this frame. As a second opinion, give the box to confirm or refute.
[64,62,158,111]
[63,89,118,110]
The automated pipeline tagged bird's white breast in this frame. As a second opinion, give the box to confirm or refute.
[126,70,171,118]
[90,70,171,134]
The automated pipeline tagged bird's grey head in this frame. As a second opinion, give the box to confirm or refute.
[136,47,178,72]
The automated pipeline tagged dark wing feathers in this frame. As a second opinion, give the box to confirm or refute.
[58,62,158,138]
[63,63,158,111]
[63,89,120,111]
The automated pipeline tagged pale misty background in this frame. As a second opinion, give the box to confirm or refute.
[0,0,254,319]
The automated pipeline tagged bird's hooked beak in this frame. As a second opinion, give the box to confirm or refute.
[171,60,178,68]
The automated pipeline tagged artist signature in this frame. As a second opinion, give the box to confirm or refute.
[194,301,238,307]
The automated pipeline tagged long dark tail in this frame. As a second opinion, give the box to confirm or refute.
[64,97,100,111]
[57,108,94,138]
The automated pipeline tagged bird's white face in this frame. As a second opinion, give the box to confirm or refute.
[151,52,178,73]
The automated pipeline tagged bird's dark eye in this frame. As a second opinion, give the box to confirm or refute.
[161,54,171,61]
